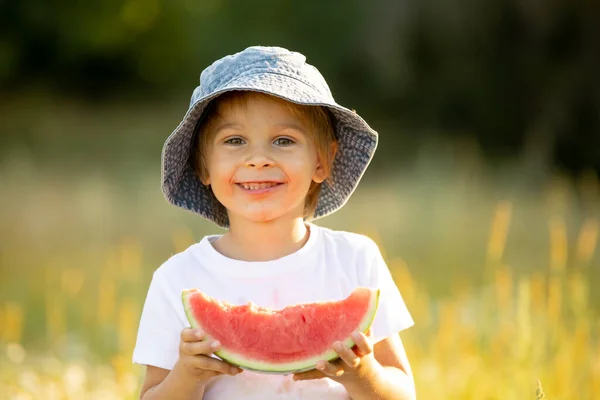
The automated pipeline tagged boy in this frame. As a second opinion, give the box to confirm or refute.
[133,46,416,399]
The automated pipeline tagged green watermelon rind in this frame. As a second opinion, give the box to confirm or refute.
[181,288,380,375]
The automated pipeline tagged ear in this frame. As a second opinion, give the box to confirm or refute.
[197,162,211,186]
[312,161,326,184]
[312,141,337,183]
[197,166,211,186]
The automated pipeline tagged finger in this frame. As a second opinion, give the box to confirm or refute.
[202,370,223,380]
[181,328,205,342]
[293,369,326,381]
[315,360,345,377]
[181,339,220,356]
[192,354,242,375]
[352,332,374,357]
[333,341,360,368]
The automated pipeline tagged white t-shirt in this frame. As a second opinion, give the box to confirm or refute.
[132,223,414,399]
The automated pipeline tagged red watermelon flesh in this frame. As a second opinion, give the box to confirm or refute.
[181,287,380,374]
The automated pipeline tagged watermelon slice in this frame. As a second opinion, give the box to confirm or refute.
[181,287,380,374]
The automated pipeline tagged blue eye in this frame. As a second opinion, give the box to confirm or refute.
[274,137,295,146]
[224,137,245,145]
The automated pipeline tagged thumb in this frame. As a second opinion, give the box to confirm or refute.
[293,368,326,381]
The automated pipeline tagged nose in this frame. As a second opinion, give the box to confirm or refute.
[245,157,273,168]
[244,144,274,168]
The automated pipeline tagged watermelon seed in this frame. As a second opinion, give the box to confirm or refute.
[301,315,306,323]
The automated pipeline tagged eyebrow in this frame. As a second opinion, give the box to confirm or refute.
[212,122,308,135]
[212,123,243,135]
[273,123,307,134]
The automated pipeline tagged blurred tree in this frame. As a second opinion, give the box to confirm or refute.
[0,0,598,175]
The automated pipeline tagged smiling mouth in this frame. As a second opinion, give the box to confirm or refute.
[236,182,283,191]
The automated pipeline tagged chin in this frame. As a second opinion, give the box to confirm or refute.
[231,207,299,224]
[243,212,284,223]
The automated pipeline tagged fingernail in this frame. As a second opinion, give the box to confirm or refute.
[196,330,203,339]
[333,342,343,351]
[352,332,360,340]
[211,341,220,349]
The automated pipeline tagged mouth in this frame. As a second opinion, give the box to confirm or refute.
[236,181,284,191]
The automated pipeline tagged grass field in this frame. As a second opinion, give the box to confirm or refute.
[0,98,598,399]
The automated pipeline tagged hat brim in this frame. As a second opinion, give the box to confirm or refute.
[161,72,378,228]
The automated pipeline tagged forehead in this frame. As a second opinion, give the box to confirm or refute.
[199,91,331,141]
[213,91,299,117]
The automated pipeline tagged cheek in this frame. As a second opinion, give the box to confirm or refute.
[206,155,236,182]
[285,151,318,174]
[210,175,231,192]
[205,173,236,201]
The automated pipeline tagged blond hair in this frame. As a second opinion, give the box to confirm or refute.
[192,91,337,219]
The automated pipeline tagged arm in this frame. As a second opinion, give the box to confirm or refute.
[139,364,205,400]
[293,331,416,400]
[344,334,416,400]
[139,329,242,400]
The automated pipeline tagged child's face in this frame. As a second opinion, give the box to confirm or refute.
[202,94,327,225]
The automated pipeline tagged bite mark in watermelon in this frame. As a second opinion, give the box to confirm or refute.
[181,287,380,374]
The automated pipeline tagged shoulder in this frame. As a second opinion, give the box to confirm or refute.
[313,224,382,258]
[150,238,208,283]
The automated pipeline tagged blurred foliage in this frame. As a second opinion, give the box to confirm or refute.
[0,154,599,398]
[1,0,599,175]
[1,2,599,398]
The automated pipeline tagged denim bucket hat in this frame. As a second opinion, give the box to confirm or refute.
[161,46,378,228]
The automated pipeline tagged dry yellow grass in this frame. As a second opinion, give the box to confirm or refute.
[0,167,598,399]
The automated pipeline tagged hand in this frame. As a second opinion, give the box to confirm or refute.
[175,328,243,383]
[293,329,377,384]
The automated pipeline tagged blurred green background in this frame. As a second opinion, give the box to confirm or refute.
[1,1,599,399]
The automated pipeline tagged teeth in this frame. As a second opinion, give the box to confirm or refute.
[240,182,279,190]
